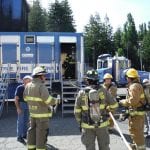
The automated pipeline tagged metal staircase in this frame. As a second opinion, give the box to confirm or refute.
[0,65,10,118]
[61,80,79,117]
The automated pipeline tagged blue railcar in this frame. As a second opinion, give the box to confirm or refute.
[0,32,84,99]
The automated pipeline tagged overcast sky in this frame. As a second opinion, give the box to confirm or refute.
[28,0,150,32]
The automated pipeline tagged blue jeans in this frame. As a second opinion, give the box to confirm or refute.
[17,102,29,138]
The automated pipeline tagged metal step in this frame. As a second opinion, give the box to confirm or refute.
[63,86,78,89]
[63,103,75,107]
[0,64,11,118]
[63,96,77,99]
[62,110,74,114]
[63,98,76,102]
[63,92,78,94]
[62,80,80,117]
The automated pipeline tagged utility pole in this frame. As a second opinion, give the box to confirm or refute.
[138,41,143,70]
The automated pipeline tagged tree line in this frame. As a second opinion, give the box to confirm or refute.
[28,0,76,32]
[28,0,150,71]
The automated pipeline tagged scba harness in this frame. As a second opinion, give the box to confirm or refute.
[142,84,150,111]
[133,83,150,112]
[81,88,109,128]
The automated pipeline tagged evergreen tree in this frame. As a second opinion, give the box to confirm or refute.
[84,13,114,68]
[122,13,139,68]
[28,0,47,31]
[142,31,150,71]
[113,28,124,55]
[103,15,114,54]
[138,23,147,41]
[148,21,150,31]
[47,0,76,32]
[140,24,150,71]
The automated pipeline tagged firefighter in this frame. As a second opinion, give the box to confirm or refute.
[119,68,146,150]
[24,66,59,150]
[142,78,150,138]
[74,70,118,150]
[102,73,117,133]
[63,54,75,79]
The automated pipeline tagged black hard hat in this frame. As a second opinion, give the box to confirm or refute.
[85,70,99,81]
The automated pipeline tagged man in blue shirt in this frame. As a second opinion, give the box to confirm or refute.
[14,75,32,144]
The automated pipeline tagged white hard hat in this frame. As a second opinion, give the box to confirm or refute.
[23,75,32,80]
[143,79,149,84]
[32,66,47,76]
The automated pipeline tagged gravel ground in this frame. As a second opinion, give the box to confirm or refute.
[0,104,150,150]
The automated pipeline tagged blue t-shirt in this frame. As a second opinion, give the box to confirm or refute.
[15,84,25,102]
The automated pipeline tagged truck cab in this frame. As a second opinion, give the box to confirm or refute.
[97,54,131,86]
[97,53,150,86]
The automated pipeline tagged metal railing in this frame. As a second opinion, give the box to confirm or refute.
[0,64,10,118]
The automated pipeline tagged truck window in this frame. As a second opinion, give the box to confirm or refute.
[97,60,108,69]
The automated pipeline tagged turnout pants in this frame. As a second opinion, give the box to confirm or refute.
[27,117,49,150]
[81,127,110,150]
[129,115,145,150]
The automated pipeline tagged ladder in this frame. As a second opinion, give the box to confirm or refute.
[0,64,10,118]
[61,80,79,117]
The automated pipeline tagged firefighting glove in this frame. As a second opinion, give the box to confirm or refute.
[56,95,61,104]
[106,106,114,113]
[57,94,60,104]
[54,95,61,113]
[118,109,129,121]
[119,113,127,121]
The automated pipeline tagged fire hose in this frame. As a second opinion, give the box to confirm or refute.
[109,112,132,150]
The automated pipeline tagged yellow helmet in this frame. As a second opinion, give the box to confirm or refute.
[126,68,139,78]
[103,73,113,79]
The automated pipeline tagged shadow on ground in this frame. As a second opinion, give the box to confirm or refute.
[1,104,150,149]
[46,144,59,150]
[110,128,150,148]
[0,104,80,137]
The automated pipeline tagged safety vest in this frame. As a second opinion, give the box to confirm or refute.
[24,78,55,118]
